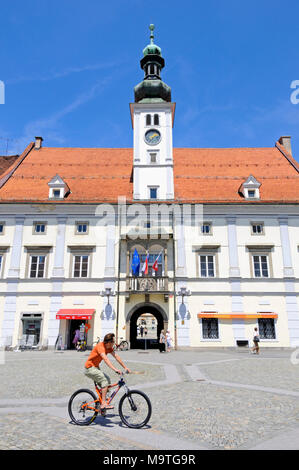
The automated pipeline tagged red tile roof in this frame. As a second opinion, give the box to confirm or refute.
[0,142,298,203]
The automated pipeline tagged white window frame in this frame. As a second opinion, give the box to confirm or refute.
[201,222,212,235]
[29,254,46,279]
[252,254,269,278]
[199,254,216,278]
[251,222,264,235]
[33,222,46,234]
[75,222,89,235]
[72,254,89,278]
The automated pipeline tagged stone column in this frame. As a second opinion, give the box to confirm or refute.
[226,216,245,344]
[48,217,67,348]
[278,216,299,346]
[1,217,25,347]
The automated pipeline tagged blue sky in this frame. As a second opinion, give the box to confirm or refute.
[0,0,298,161]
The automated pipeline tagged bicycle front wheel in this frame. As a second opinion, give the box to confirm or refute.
[119,390,152,428]
[68,389,99,426]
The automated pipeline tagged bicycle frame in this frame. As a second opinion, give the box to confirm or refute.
[82,375,128,412]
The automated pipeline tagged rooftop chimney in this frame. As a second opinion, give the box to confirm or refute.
[35,136,43,150]
[278,136,292,156]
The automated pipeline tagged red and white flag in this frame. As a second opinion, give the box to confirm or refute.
[141,252,149,275]
[152,250,163,276]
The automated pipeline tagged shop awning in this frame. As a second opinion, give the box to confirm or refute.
[56,309,95,320]
[197,313,278,319]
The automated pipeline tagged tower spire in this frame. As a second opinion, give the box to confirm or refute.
[134,25,171,103]
[149,24,155,45]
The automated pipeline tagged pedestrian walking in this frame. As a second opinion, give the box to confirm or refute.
[251,327,260,354]
[140,325,144,337]
[72,329,80,348]
[166,330,172,352]
[159,329,166,353]
[144,327,148,337]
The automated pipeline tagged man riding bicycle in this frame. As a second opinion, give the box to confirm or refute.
[84,332,131,410]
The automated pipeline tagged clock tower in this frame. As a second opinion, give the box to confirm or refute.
[130,25,175,200]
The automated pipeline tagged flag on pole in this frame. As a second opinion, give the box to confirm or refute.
[152,250,163,276]
[131,248,140,276]
[141,251,149,275]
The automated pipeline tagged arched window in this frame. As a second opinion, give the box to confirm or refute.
[146,114,151,126]
[154,114,159,125]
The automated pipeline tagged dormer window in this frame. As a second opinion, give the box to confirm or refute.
[241,175,261,200]
[48,174,69,200]
[53,189,62,198]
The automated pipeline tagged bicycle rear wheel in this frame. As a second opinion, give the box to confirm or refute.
[119,390,151,428]
[119,341,129,351]
[68,389,99,425]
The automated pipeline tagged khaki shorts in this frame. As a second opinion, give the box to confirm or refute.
[84,366,111,388]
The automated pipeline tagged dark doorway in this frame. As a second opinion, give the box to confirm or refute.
[68,320,85,349]
[129,305,166,349]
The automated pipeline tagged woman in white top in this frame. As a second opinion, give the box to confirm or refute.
[251,327,260,354]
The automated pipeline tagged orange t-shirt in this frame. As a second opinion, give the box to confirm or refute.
[85,342,114,369]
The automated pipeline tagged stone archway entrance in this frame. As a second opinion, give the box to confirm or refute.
[127,303,168,349]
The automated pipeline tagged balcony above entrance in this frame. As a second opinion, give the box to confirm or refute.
[127,276,168,293]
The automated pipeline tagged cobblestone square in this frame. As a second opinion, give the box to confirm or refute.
[0,348,299,450]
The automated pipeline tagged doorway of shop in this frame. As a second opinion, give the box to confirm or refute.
[68,319,85,349]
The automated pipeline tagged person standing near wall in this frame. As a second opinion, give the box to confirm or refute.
[251,327,260,355]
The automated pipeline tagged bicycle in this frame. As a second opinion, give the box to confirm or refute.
[76,339,87,352]
[92,336,129,351]
[68,372,151,428]
[115,337,129,351]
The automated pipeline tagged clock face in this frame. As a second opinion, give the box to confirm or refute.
[145,129,161,145]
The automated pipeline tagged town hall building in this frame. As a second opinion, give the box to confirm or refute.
[1,26,299,350]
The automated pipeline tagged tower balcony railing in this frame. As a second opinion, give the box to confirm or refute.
[127,276,168,292]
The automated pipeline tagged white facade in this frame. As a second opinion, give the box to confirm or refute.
[0,202,299,350]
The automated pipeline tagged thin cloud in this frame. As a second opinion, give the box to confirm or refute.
[6,61,123,85]
[7,77,111,154]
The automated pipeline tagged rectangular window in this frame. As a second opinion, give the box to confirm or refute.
[253,255,269,278]
[34,223,46,234]
[73,255,89,278]
[0,224,4,234]
[76,223,88,234]
[53,189,61,198]
[258,318,276,339]
[149,188,157,199]
[202,318,219,339]
[200,255,215,277]
[251,223,264,235]
[0,255,3,275]
[150,153,157,163]
[201,223,212,234]
[30,255,46,278]
[248,190,256,198]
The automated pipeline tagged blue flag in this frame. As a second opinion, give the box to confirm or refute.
[131,248,140,276]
